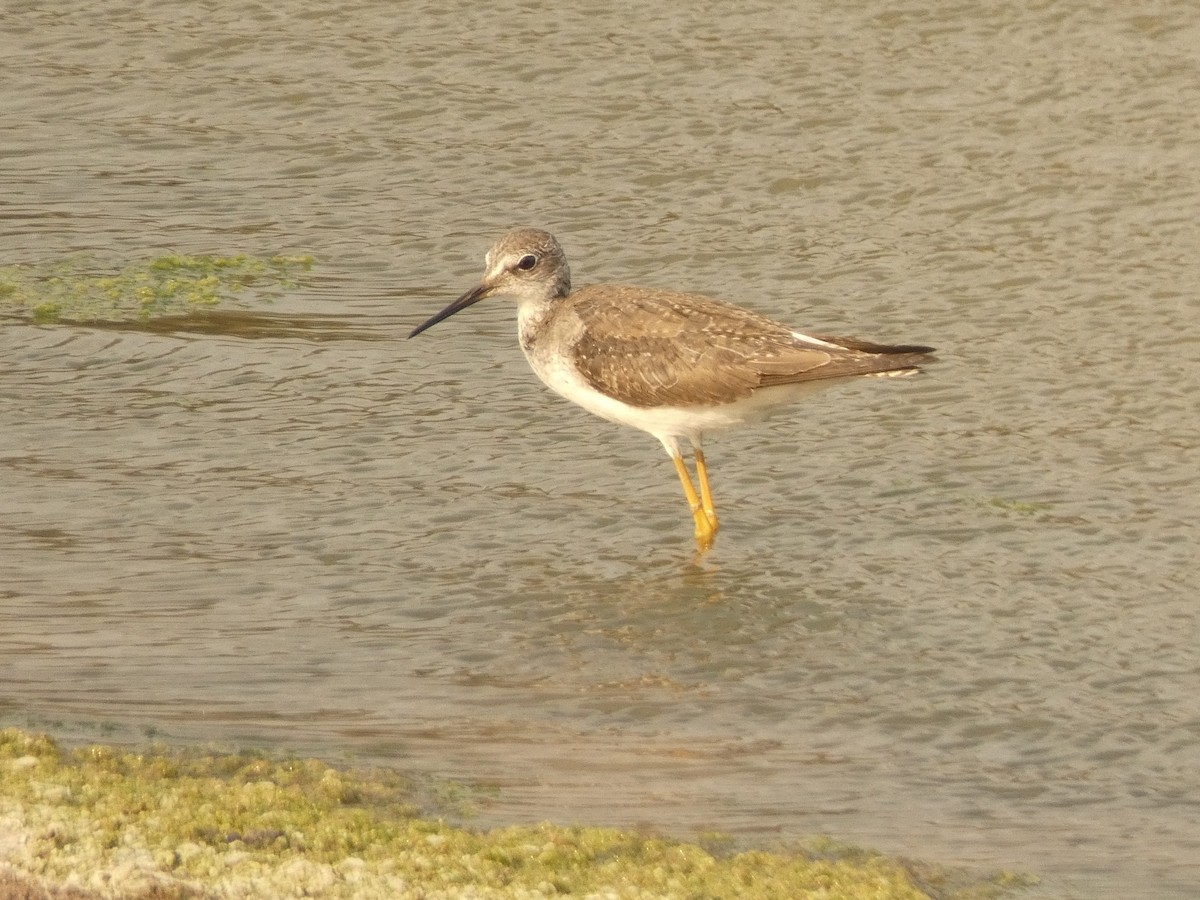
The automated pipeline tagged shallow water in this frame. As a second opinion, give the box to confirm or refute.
[3,2,1200,897]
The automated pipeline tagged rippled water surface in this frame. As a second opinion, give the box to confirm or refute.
[3,2,1199,897]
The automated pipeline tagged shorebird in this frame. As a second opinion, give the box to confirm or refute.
[409,228,934,552]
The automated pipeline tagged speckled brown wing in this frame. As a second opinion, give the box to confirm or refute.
[756,333,935,388]
[567,286,930,409]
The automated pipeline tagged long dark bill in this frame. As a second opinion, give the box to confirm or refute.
[407,283,490,339]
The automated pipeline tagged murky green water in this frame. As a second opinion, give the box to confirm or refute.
[3,2,1199,897]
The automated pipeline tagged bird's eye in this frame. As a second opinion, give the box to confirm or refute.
[516,254,538,271]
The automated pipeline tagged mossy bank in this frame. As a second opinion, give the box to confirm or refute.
[0,729,1034,900]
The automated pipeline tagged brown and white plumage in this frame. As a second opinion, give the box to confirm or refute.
[409,228,935,551]
[562,285,931,408]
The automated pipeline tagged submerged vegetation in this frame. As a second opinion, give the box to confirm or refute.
[0,253,314,324]
[0,729,1033,900]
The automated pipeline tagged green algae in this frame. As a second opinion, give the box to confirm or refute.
[0,253,313,325]
[0,729,1033,900]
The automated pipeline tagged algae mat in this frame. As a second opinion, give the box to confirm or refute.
[0,730,1029,900]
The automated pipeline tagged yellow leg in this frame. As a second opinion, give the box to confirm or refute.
[671,454,716,552]
[693,447,719,537]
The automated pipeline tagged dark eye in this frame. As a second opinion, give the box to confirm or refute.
[516,254,538,271]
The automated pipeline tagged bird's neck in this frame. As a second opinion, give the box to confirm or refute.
[516,295,558,355]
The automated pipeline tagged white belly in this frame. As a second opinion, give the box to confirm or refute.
[519,331,829,454]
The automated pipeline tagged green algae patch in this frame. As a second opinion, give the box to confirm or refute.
[0,729,1028,900]
[0,254,313,325]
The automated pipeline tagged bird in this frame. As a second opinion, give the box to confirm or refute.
[409,228,934,552]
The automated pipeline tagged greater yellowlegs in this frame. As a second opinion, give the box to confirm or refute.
[409,228,934,552]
